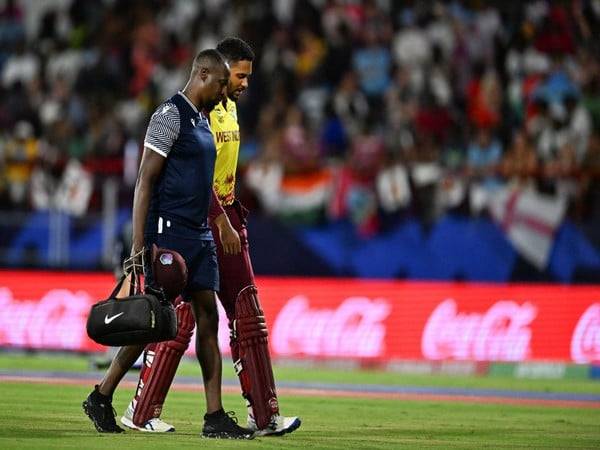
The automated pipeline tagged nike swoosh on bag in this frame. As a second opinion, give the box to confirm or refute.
[104,312,124,324]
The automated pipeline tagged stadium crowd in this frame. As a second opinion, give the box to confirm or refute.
[1,0,599,236]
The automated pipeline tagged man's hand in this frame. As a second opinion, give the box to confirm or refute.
[122,247,145,295]
[214,213,241,255]
[123,247,145,276]
[115,273,132,298]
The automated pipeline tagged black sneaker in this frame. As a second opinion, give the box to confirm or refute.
[202,409,254,439]
[82,385,124,433]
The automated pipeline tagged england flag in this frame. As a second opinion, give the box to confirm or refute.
[488,187,567,270]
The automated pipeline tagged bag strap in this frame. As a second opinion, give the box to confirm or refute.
[108,272,142,299]
[130,272,142,296]
[109,274,128,299]
[122,248,146,296]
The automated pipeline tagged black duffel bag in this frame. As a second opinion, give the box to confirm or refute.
[86,274,177,346]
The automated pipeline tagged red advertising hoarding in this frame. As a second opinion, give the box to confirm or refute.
[0,271,598,363]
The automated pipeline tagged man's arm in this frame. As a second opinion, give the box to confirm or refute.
[130,102,179,257]
[209,188,241,255]
[131,148,166,254]
[118,149,164,296]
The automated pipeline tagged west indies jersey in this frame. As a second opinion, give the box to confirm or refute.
[143,91,216,239]
[209,97,240,206]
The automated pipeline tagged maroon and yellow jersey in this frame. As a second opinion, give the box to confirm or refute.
[210,97,240,206]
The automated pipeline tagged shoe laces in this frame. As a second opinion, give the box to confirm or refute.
[98,401,118,424]
[225,411,239,424]
[267,414,280,430]
[107,405,118,424]
[248,413,278,431]
[145,418,162,428]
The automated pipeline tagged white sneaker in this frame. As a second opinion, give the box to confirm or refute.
[120,403,175,433]
[247,413,301,436]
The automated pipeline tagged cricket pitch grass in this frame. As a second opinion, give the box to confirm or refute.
[0,354,599,449]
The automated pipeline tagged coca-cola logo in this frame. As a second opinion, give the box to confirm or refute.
[421,299,537,361]
[571,303,600,363]
[0,287,92,350]
[271,295,391,358]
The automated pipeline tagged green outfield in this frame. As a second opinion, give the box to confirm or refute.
[3,353,600,394]
[1,353,599,449]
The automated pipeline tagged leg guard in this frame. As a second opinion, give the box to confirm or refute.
[232,285,279,430]
[131,300,194,426]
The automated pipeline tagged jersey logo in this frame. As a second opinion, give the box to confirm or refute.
[152,104,172,120]
[159,253,173,265]
[190,118,196,127]
[214,130,240,143]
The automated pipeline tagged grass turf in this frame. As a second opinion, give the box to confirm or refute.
[0,381,599,449]
[1,353,600,448]
[2,353,600,394]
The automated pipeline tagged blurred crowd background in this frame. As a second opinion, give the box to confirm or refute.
[1,0,600,278]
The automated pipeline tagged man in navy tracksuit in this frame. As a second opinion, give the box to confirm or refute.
[82,49,254,439]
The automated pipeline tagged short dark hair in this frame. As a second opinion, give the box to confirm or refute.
[192,48,228,74]
[216,37,254,63]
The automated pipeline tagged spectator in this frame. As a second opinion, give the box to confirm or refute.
[0,0,597,230]
[467,66,503,129]
[564,93,592,164]
[466,128,504,214]
[466,128,504,186]
[501,130,539,188]
[330,131,384,236]
[333,70,369,138]
[3,120,38,206]
[1,41,39,89]
[352,28,392,105]
[246,107,333,225]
